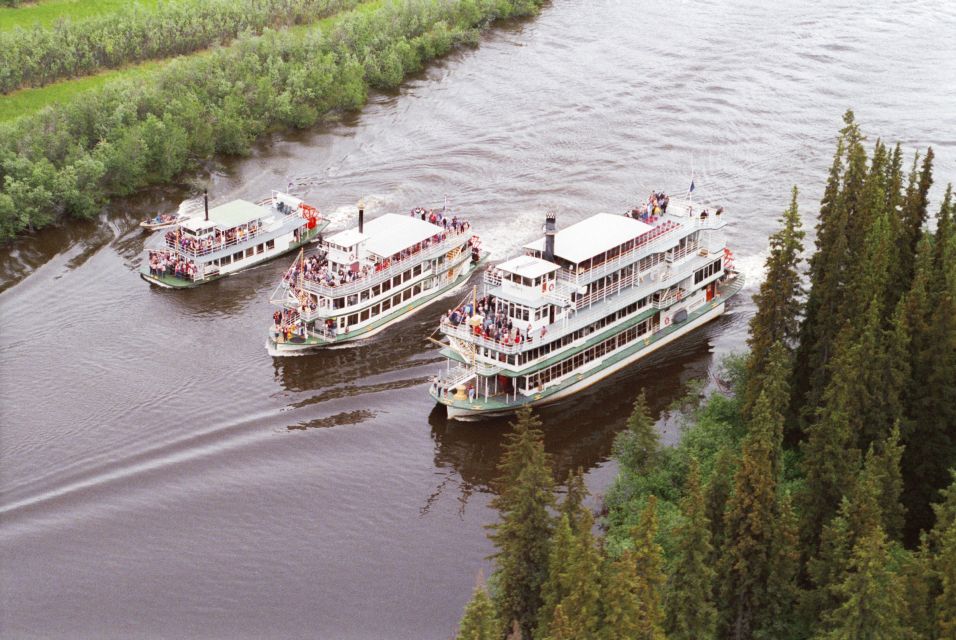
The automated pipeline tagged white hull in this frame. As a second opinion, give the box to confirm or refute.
[445,301,726,420]
[268,259,481,356]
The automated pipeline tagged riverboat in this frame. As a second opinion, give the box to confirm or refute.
[267,204,485,354]
[140,190,328,288]
[428,197,744,419]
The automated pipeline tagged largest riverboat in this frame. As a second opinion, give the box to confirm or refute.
[428,198,744,419]
[140,190,328,288]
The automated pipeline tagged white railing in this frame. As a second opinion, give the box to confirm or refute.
[558,220,681,287]
[165,211,306,259]
[296,232,471,298]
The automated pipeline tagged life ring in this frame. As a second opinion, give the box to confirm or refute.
[349,254,355,262]
[664,316,671,327]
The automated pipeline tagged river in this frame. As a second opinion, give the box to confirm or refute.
[1,0,954,637]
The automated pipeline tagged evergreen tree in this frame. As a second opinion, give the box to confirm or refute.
[705,445,736,567]
[536,515,575,640]
[793,113,853,430]
[556,509,603,639]
[901,227,956,541]
[457,576,501,640]
[898,148,935,290]
[665,458,717,640]
[756,491,801,640]
[631,496,667,640]
[743,186,804,423]
[543,605,573,640]
[816,527,910,640]
[719,391,781,640]
[488,407,556,639]
[869,424,906,541]
[799,326,863,554]
[936,522,956,639]
[602,552,642,640]
[560,468,588,536]
[613,391,660,475]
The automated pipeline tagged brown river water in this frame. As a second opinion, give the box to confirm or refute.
[1,0,954,637]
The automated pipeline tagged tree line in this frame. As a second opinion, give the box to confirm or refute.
[0,0,546,241]
[456,113,956,639]
[0,0,363,94]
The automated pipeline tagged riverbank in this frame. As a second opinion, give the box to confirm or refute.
[0,0,547,241]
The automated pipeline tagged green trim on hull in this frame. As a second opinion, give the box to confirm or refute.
[269,256,487,352]
[432,274,746,415]
[140,222,327,289]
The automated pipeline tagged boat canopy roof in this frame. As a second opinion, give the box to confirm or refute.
[363,213,444,258]
[524,213,653,264]
[180,199,265,232]
[326,228,368,250]
[496,255,560,279]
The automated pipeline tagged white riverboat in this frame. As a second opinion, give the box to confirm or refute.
[140,190,328,288]
[267,205,485,353]
[428,195,744,419]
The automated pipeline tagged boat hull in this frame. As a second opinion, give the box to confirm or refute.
[435,277,741,421]
[140,224,325,289]
[267,257,485,355]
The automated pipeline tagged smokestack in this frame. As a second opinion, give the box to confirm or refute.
[358,199,365,234]
[204,189,209,222]
[544,212,556,262]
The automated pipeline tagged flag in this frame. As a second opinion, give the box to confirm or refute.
[689,180,695,193]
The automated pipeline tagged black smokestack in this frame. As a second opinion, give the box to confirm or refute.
[204,189,209,222]
[544,212,556,262]
[358,201,365,234]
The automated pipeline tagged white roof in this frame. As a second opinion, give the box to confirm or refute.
[524,213,653,264]
[496,255,560,279]
[363,214,444,257]
[180,199,265,231]
[326,227,368,248]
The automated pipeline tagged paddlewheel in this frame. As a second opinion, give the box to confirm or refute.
[723,247,736,272]
[300,203,320,229]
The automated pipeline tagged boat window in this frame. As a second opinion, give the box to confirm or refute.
[245,248,254,258]
[403,270,412,282]
[256,244,264,254]
[360,309,370,322]
[413,284,422,295]
[372,285,381,297]
[233,251,243,262]
[382,298,392,311]
[266,239,275,250]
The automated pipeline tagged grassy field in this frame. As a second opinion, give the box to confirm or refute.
[0,0,162,31]
[0,0,383,123]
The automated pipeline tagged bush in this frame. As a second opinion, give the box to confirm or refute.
[0,0,548,239]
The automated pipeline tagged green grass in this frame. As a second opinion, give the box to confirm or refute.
[0,60,165,122]
[0,0,383,123]
[0,0,162,32]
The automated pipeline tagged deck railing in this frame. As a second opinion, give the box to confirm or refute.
[165,211,307,258]
[295,231,472,298]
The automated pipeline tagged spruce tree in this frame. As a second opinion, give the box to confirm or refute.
[457,576,501,640]
[665,458,717,640]
[799,326,863,554]
[536,515,575,640]
[602,552,642,640]
[560,468,588,536]
[869,424,906,541]
[936,521,956,639]
[543,605,573,640]
[556,509,603,639]
[901,229,956,541]
[756,491,801,640]
[613,391,660,475]
[719,391,781,640]
[793,114,854,430]
[743,186,804,423]
[705,446,736,568]
[631,496,667,640]
[816,527,910,640]
[898,148,935,290]
[488,407,556,639]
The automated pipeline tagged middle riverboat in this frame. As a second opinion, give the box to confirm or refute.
[428,194,745,419]
[267,204,485,354]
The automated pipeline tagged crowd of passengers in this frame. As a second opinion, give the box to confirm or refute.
[442,294,548,346]
[410,207,471,234]
[280,214,472,290]
[272,308,309,341]
[147,250,198,281]
[629,191,670,221]
[164,222,259,255]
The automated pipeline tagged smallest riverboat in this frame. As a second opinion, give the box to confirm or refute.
[140,190,328,288]
[140,212,187,231]
[267,204,484,354]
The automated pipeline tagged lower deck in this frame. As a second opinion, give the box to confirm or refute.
[430,274,744,418]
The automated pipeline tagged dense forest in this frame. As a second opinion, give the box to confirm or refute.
[0,0,546,241]
[0,0,363,93]
[456,113,956,639]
